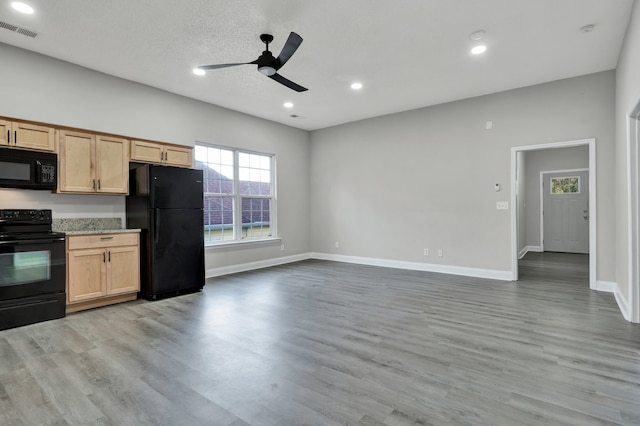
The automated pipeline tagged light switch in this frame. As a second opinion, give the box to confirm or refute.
[496,201,509,210]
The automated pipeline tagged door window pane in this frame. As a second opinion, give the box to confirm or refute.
[551,177,580,194]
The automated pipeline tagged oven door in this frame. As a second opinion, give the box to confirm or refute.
[0,236,66,300]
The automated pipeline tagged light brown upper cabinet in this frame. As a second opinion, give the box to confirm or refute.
[58,130,129,194]
[0,119,55,152]
[130,139,193,167]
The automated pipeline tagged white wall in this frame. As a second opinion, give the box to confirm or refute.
[310,71,615,280]
[0,43,311,272]
[615,1,640,305]
[523,146,589,249]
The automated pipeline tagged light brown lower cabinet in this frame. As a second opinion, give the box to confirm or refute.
[66,232,140,313]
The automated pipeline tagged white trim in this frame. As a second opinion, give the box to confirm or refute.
[206,237,282,250]
[628,112,640,323]
[595,280,617,292]
[615,284,632,322]
[594,280,630,321]
[205,253,311,278]
[311,253,512,281]
[511,138,596,290]
[518,245,541,259]
[539,169,589,253]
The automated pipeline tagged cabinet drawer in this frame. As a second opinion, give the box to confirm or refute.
[67,233,139,250]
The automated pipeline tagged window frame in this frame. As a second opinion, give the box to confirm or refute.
[195,142,276,246]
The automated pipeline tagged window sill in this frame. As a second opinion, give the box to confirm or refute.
[205,237,282,251]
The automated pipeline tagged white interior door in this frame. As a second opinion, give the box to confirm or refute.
[542,170,589,254]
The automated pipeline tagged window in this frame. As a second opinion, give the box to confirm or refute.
[195,143,274,244]
[550,176,580,194]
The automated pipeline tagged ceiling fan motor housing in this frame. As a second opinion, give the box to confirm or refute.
[257,50,277,75]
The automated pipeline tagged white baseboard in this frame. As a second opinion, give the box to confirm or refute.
[310,252,513,281]
[614,286,631,322]
[205,253,311,278]
[595,280,617,292]
[518,245,542,259]
[595,280,631,322]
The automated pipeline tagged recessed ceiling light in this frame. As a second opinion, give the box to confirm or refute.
[350,82,363,90]
[192,68,205,76]
[471,45,487,55]
[580,24,595,33]
[470,30,486,41]
[11,2,34,14]
[284,102,294,108]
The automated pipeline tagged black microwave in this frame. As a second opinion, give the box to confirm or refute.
[0,147,57,190]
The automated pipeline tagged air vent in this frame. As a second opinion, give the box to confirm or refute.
[0,21,38,38]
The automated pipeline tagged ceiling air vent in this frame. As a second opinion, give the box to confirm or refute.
[0,21,38,38]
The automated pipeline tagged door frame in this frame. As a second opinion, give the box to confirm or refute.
[628,107,640,323]
[539,168,589,253]
[510,138,596,290]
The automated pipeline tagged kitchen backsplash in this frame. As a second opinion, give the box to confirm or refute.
[52,218,122,232]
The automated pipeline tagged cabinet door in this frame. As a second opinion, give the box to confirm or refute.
[131,140,163,163]
[96,136,129,194]
[13,122,55,151]
[107,244,140,295]
[67,248,107,303]
[165,145,193,167]
[0,119,10,146]
[58,130,96,193]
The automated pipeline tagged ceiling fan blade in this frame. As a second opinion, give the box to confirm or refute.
[275,32,303,70]
[199,60,258,71]
[269,73,308,92]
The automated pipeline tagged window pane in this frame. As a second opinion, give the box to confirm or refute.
[241,198,271,238]
[551,177,580,194]
[239,152,250,167]
[195,146,234,195]
[204,195,234,242]
[238,153,271,196]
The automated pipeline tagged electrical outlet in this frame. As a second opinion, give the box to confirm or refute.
[496,201,509,210]
[335,241,340,248]
[438,249,443,257]
[423,248,429,256]
[280,244,285,251]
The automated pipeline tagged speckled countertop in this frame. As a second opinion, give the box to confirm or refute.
[52,218,141,235]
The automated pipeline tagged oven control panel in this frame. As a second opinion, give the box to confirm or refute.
[0,209,52,223]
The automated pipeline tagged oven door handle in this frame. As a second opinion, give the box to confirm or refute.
[0,237,65,245]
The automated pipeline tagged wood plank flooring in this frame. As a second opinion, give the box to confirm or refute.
[1,253,639,425]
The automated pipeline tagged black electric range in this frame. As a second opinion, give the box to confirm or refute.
[0,209,66,331]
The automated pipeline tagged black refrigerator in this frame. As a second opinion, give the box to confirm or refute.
[126,164,205,300]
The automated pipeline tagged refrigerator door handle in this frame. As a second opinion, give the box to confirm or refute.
[154,209,160,244]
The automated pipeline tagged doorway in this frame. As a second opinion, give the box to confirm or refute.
[510,139,596,289]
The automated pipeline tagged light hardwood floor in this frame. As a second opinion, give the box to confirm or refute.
[1,253,639,425]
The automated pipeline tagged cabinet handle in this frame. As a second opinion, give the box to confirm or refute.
[103,252,106,263]
[100,236,114,240]
[108,251,111,262]
[14,130,17,145]
[97,179,101,190]
[92,179,96,190]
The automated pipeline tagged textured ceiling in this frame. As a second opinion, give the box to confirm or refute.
[0,0,634,130]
